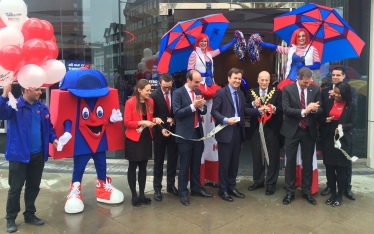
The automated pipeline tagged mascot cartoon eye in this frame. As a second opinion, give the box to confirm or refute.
[82,107,90,120]
[96,106,104,118]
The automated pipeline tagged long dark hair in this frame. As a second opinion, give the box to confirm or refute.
[133,79,153,115]
[335,82,352,106]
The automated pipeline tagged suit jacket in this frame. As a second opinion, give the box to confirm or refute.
[280,83,322,140]
[150,87,175,134]
[321,85,358,105]
[317,99,356,151]
[245,87,283,143]
[123,96,154,141]
[211,86,260,143]
[172,86,207,143]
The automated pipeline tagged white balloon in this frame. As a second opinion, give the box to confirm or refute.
[40,60,66,84]
[0,65,14,86]
[137,62,144,71]
[17,64,47,89]
[143,48,152,59]
[0,26,24,49]
[155,51,159,57]
[0,0,27,30]
[141,58,146,63]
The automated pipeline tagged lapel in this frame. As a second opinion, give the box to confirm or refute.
[225,86,235,108]
[157,88,168,111]
[338,104,350,125]
[307,86,313,105]
[182,86,192,105]
[290,84,301,108]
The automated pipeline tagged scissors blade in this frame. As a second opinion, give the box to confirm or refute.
[258,122,270,166]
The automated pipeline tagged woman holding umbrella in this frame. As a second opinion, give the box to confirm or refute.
[257,28,321,91]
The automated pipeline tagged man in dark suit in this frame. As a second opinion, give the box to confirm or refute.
[320,66,358,200]
[281,67,322,205]
[150,74,179,201]
[246,71,283,195]
[172,70,213,206]
[211,68,261,202]
[271,72,279,88]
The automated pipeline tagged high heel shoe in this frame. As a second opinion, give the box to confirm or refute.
[139,197,151,205]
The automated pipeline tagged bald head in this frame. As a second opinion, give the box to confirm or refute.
[258,71,270,90]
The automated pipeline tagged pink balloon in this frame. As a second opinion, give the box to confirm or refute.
[40,60,66,84]
[0,26,24,49]
[17,64,47,89]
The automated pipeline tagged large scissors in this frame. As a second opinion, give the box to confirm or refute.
[257,104,273,165]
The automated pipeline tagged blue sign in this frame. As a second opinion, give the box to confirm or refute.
[65,60,90,71]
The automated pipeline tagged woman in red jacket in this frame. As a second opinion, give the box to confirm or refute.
[124,79,162,207]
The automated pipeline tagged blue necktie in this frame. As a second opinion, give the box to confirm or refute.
[234,91,243,126]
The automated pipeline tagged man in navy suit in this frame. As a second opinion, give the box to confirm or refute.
[211,68,262,202]
[320,66,358,200]
[172,70,212,206]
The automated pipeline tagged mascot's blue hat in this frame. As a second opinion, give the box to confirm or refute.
[59,70,109,98]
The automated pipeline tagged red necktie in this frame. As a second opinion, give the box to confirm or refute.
[164,92,170,113]
[300,89,307,129]
[190,90,198,128]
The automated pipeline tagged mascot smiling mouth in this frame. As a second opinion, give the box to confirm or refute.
[87,125,103,136]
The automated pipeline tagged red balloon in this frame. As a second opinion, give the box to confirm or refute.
[40,20,54,41]
[0,45,25,72]
[0,18,6,29]
[45,41,59,60]
[23,39,49,66]
[135,72,143,81]
[145,58,153,70]
[21,18,45,41]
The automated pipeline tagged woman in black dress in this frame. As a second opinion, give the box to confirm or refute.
[318,82,356,207]
[124,79,162,207]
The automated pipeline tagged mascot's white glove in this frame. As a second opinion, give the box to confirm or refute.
[110,109,123,123]
[57,132,72,151]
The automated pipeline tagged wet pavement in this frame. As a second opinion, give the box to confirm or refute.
[0,163,374,233]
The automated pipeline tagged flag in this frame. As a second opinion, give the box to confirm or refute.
[294,144,319,194]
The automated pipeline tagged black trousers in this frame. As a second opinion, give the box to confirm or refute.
[153,132,178,191]
[177,129,204,197]
[250,125,280,187]
[346,130,355,191]
[218,124,242,192]
[326,165,346,200]
[6,151,45,220]
[284,127,315,195]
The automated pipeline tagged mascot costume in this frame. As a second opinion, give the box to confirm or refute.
[49,69,124,213]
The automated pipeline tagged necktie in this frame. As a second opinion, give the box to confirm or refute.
[300,89,307,129]
[234,91,243,126]
[260,91,266,102]
[190,90,198,128]
[164,92,170,113]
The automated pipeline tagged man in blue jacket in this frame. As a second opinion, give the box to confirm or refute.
[0,84,58,233]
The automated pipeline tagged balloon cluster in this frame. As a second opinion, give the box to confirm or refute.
[247,33,262,64]
[233,30,247,62]
[136,48,159,81]
[0,0,66,90]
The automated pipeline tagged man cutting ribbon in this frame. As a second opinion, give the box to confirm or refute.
[246,71,283,196]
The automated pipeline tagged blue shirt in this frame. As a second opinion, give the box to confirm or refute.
[30,101,43,154]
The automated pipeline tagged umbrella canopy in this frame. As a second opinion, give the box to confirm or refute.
[330,65,361,80]
[274,3,365,63]
[157,14,229,74]
[348,80,367,96]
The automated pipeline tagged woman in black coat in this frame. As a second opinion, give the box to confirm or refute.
[318,82,356,207]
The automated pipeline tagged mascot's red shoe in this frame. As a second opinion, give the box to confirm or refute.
[65,182,84,214]
[96,177,124,204]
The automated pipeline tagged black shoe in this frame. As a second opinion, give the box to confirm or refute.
[248,183,264,191]
[321,186,331,196]
[228,189,245,198]
[6,219,17,233]
[154,190,162,201]
[266,186,275,196]
[167,185,179,196]
[180,196,189,206]
[332,200,342,207]
[24,214,44,225]
[131,198,142,207]
[218,191,233,202]
[326,196,335,205]
[139,197,151,205]
[282,194,295,205]
[302,194,317,205]
[191,188,213,198]
[344,190,356,200]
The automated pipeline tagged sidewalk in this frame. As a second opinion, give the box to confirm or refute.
[0,169,374,233]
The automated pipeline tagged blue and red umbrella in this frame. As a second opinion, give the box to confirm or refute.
[157,14,229,74]
[330,65,361,80]
[273,3,365,63]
